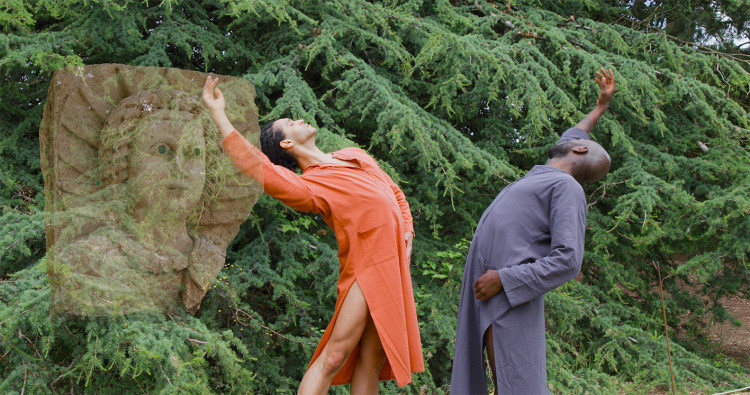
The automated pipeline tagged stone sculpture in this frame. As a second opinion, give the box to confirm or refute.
[40,64,262,315]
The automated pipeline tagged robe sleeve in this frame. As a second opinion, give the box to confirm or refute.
[221,130,318,213]
[385,173,415,236]
[557,126,589,143]
[497,179,586,307]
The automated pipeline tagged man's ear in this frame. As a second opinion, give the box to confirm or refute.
[280,139,294,149]
[572,146,588,154]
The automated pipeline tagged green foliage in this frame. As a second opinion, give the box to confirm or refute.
[530,0,750,52]
[0,261,256,393]
[419,239,468,279]
[0,209,44,278]
[1,0,749,393]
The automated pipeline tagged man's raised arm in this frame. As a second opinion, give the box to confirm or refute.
[570,68,616,137]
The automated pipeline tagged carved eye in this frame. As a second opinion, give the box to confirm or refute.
[193,147,201,157]
[157,145,168,155]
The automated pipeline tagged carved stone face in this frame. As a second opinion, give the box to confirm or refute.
[126,112,206,222]
[44,65,262,316]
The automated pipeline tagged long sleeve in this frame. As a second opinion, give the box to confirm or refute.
[497,180,586,307]
[221,130,318,213]
[385,173,414,236]
[558,126,589,143]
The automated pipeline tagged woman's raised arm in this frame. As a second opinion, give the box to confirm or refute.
[203,76,319,213]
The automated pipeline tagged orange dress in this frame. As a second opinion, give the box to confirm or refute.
[222,131,424,386]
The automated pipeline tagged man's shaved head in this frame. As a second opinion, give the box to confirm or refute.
[577,139,611,182]
[548,139,611,183]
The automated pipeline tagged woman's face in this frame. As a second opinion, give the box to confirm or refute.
[274,118,317,145]
[127,112,206,222]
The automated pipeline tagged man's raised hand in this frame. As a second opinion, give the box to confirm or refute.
[595,68,615,107]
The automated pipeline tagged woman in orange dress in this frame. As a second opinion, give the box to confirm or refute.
[202,76,424,393]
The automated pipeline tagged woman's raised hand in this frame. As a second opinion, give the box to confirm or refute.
[201,76,235,139]
[202,76,225,113]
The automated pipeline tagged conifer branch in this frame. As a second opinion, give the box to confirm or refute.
[20,360,26,395]
[17,328,40,359]
[234,308,316,346]
[50,356,77,388]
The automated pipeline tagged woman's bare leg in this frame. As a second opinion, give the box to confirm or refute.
[350,314,386,394]
[484,325,498,394]
[298,281,369,395]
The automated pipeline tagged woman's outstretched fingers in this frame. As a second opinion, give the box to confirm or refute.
[202,76,225,112]
[202,76,214,105]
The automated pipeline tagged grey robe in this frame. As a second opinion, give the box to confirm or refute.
[451,128,589,394]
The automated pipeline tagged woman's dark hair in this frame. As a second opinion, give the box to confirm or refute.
[260,120,298,171]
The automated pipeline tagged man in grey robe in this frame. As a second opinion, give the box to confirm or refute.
[451,68,616,394]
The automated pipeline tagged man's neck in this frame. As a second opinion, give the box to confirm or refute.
[547,158,581,182]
